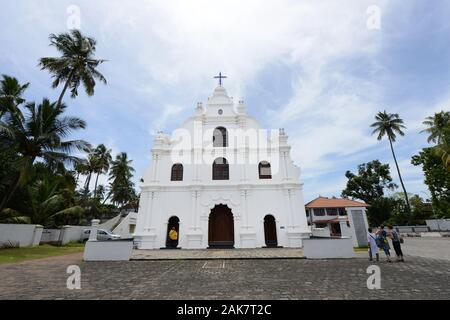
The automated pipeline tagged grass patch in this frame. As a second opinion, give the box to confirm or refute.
[0,243,84,265]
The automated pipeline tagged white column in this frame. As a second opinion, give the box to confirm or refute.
[88,219,100,242]
[144,192,155,231]
[151,154,160,182]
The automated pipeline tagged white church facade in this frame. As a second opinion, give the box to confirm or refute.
[134,76,311,249]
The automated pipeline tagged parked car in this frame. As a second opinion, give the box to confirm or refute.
[82,229,121,242]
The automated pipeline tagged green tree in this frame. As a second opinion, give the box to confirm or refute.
[14,173,82,227]
[371,111,411,220]
[368,197,398,226]
[109,153,135,209]
[421,111,450,170]
[0,99,89,213]
[412,148,450,218]
[341,160,397,204]
[0,75,29,120]
[92,144,112,197]
[39,30,107,108]
[81,151,99,195]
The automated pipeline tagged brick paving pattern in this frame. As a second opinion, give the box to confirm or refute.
[132,248,305,260]
[1,252,450,300]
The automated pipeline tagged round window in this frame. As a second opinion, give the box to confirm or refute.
[218,109,223,115]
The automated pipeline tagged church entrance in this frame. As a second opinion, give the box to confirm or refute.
[208,205,234,248]
[166,216,180,248]
[264,215,278,247]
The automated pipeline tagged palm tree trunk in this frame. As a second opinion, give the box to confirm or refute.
[57,70,75,108]
[102,192,111,205]
[84,172,92,194]
[0,173,20,213]
[0,156,36,213]
[389,138,412,223]
[94,173,100,198]
[75,172,80,187]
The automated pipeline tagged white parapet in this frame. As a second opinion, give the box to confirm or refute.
[83,240,133,261]
[303,237,355,259]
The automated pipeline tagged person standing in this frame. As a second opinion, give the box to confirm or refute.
[388,225,405,262]
[367,228,379,262]
[168,227,178,248]
[377,225,392,262]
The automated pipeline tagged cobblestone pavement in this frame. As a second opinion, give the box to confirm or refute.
[402,237,450,261]
[132,248,305,260]
[1,252,450,299]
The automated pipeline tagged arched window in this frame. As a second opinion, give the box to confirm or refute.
[213,127,228,147]
[171,164,183,181]
[212,157,229,180]
[259,161,272,179]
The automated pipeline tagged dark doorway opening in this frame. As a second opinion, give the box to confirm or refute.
[166,216,180,249]
[208,205,234,248]
[264,215,278,247]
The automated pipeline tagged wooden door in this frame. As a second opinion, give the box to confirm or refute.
[208,205,234,248]
[264,215,278,247]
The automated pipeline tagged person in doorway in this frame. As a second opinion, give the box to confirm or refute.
[168,227,178,248]
[388,225,405,262]
[367,228,379,262]
[376,224,392,262]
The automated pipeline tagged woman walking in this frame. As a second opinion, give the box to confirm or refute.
[377,225,392,262]
[388,225,405,262]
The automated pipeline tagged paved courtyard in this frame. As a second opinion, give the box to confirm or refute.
[1,238,449,300]
[132,248,305,260]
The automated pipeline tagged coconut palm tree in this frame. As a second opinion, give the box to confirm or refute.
[0,98,89,212]
[109,153,135,209]
[0,75,29,120]
[15,175,83,227]
[422,111,450,144]
[83,153,98,195]
[74,160,89,187]
[38,30,107,108]
[92,144,112,197]
[371,111,411,219]
[421,111,450,170]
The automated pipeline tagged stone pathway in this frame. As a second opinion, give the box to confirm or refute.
[131,248,305,260]
[402,237,450,261]
[1,252,450,299]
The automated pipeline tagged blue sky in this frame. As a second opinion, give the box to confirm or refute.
[1,0,449,201]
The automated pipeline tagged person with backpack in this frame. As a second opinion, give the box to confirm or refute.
[376,224,392,262]
[367,227,379,262]
[388,225,405,262]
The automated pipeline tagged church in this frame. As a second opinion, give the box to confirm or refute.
[134,74,311,249]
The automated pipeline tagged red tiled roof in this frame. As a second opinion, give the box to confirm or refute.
[305,197,370,208]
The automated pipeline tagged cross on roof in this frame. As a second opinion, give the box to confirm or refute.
[214,72,227,86]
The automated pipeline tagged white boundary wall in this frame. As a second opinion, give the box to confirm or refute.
[0,224,43,247]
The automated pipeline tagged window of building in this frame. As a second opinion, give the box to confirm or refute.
[258,161,272,179]
[171,164,184,181]
[327,208,338,216]
[213,127,228,147]
[338,208,347,216]
[314,208,325,216]
[212,157,229,180]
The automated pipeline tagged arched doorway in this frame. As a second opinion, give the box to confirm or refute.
[166,216,180,248]
[264,215,278,247]
[208,205,234,248]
